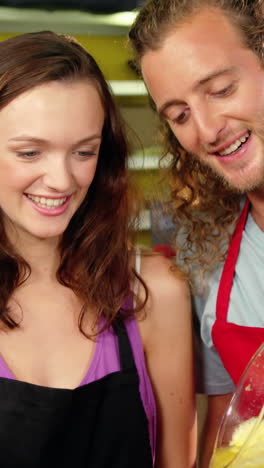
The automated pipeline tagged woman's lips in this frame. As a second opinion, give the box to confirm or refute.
[24,194,71,216]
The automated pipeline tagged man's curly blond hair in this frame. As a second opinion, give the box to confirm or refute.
[129,0,264,278]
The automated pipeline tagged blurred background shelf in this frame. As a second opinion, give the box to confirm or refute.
[0,6,137,34]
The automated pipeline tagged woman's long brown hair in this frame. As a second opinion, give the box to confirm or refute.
[0,31,147,333]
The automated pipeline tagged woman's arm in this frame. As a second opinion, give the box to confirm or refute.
[138,254,197,468]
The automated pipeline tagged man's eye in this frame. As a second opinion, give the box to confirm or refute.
[172,111,188,125]
[211,84,233,96]
[17,151,39,158]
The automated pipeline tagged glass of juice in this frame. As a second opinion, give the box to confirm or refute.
[209,343,264,468]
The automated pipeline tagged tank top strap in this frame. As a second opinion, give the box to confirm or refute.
[133,248,141,298]
[112,315,137,372]
[114,247,141,371]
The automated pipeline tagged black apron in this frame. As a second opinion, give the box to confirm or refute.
[0,318,153,467]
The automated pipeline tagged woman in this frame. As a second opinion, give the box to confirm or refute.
[0,31,196,467]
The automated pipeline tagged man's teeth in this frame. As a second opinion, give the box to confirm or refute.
[27,195,67,208]
[219,132,250,156]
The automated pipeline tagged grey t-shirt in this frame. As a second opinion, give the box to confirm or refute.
[193,211,264,394]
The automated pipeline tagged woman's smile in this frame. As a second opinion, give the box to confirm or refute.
[0,80,104,241]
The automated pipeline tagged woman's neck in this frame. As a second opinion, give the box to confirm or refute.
[6,225,61,281]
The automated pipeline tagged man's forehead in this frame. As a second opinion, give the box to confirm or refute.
[162,7,244,50]
[148,9,248,84]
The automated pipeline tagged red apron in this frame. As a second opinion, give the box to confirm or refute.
[212,198,264,385]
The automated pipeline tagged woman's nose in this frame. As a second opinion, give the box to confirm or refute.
[42,156,73,193]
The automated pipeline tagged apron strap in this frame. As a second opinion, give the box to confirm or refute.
[215,198,250,321]
[112,315,136,372]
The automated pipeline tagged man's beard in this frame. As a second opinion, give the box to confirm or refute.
[199,159,264,195]
[191,118,264,195]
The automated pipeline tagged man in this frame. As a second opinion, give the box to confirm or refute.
[129,0,264,466]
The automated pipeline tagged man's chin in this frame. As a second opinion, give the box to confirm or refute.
[214,170,264,195]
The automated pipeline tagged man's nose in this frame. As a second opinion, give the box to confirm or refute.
[193,106,227,146]
[42,156,73,193]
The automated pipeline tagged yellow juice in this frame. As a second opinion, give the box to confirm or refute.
[210,446,264,468]
[209,446,239,468]
[209,417,264,468]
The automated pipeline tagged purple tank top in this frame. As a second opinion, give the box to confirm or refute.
[0,316,156,460]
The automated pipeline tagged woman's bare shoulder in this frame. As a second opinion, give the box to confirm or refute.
[137,254,196,467]
[140,252,190,304]
[133,252,192,343]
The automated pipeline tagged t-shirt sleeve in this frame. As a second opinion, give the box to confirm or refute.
[193,295,235,395]
[194,328,235,394]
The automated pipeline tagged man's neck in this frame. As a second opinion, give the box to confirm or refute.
[247,187,264,231]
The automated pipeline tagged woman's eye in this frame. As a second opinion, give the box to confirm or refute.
[75,150,97,158]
